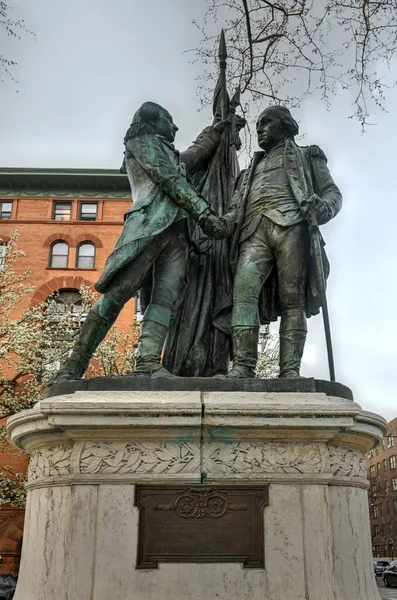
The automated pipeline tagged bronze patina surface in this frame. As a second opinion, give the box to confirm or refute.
[134,485,269,569]
[48,101,230,384]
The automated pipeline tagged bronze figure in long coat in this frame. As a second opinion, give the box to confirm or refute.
[50,101,228,382]
[220,105,342,378]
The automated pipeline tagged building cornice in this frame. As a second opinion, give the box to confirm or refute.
[0,168,131,199]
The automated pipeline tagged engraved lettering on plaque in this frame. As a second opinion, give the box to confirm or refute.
[135,485,268,569]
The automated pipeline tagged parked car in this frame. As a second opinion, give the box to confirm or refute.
[383,564,397,587]
[374,560,389,576]
[0,574,17,600]
[388,560,397,568]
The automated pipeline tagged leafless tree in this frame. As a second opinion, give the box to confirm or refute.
[368,479,397,559]
[0,1,33,81]
[192,0,397,131]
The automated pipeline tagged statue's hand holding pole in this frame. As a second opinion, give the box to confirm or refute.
[301,194,329,226]
[212,116,232,134]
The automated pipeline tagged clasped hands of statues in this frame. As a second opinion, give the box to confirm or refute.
[198,210,234,239]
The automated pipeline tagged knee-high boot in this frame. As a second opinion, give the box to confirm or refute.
[133,304,174,377]
[219,303,260,379]
[50,296,120,383]
[278,309,307,378]
[134,320,168,374]
[226,326,259,378]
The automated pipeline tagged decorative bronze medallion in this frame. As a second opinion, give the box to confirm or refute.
[135,485,269,569]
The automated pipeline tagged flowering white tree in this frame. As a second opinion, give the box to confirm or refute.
[0,231,138,506]
[256,332,279,379]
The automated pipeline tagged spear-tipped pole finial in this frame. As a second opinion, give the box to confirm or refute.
[218,29,228,119]
[218,28,227,65]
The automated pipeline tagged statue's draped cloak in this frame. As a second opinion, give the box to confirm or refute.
[163,128,239,376]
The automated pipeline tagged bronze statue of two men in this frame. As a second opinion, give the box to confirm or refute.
[52,101,342,383]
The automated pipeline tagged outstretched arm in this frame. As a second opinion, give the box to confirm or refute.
[126,134,210,221]
[181,120,230,174]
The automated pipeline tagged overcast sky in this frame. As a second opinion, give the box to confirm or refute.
[1,0,396,421]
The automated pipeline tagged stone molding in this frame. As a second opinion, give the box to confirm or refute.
[0,189,131,198]
[77,441,199,475]
[328,444,367,479]
[28,443,74,481]
[26,440,368,485]
[27,440,200,483]
[204,442,328,476]
[9,388,386,489]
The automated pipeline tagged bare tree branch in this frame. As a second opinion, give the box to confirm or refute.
[191,0,397,132]
[0,1,34,82]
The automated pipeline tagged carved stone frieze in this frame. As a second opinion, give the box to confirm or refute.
[28,440,199,481]
[26,440,367,482]
[204,442,327,475]
[329,445,367,478]
[28,443,74,481]
[78,441,199,475]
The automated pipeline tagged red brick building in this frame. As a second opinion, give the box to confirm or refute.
[0,168,136,328]
[0,168,137,575]
[366,417,397,560]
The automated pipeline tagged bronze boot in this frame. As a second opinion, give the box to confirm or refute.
[49,309,115,383]
[134,319,174,378]
[278,309,307,378]
[225,326,259,378]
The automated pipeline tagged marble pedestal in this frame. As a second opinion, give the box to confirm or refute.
[7,379,386,600]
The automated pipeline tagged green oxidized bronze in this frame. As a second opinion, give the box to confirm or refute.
[50,101,231,382]
[49,102,342,384]
[48,32,342,385]
[219,105,342,379]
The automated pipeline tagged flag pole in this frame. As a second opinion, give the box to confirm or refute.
[218,29,228,120]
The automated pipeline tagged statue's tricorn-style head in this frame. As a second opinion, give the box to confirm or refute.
[124,102,177,143]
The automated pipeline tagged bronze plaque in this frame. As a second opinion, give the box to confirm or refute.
[135,485,268,569]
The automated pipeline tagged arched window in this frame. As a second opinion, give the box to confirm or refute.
[49,241,69,268]
[44,290,86,375]
[46,290,83,322]
[76,242,95,269]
